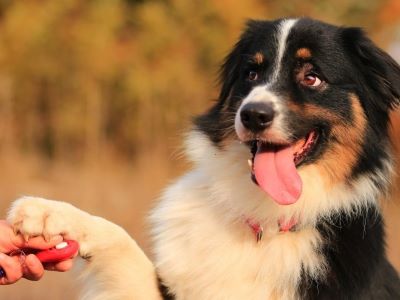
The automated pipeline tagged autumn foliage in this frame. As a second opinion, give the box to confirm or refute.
[0,0,397,160]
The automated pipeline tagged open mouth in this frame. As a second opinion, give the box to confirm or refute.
[247,129,320,205]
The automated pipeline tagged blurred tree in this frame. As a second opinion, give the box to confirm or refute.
[0,0,396,161]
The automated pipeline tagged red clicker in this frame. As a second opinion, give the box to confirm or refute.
[0,240,79,278]
[35,240,79,263]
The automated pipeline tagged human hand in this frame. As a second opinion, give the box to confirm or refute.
[0,220,76,285]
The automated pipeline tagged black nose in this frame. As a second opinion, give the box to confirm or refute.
[240,102,275,132]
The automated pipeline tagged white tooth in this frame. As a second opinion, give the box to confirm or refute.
[248,159,253,169]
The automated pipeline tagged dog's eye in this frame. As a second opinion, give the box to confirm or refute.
[248,71,258,81]
[302,73,322,87]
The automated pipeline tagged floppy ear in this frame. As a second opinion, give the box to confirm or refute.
[342,27,400,111]
[194,20,263,145]
[218,38,246,102]
[218,20,263,102]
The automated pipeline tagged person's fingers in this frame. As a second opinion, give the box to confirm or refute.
[22,254,44,281]
[44,258,74,272]
[0,220,20,253]
[13,234,63,250]
[0,253,22,285]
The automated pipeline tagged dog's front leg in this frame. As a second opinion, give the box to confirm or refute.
[7,196,162,300]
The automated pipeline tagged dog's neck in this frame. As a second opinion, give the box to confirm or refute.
[185,130,393,234]
[245,216,298,242]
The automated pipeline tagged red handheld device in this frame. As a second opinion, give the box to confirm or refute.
[35,240,79,263]
[0,240,79,277]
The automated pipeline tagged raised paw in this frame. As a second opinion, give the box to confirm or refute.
[7,196,85,243]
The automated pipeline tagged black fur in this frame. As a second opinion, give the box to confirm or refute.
[300,207,400,299]
[165,18,400,299]
[158,276,175,300]
[195,20,278,145]
[342,27,400,112]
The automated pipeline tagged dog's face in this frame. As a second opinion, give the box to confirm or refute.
[195,18,400,206]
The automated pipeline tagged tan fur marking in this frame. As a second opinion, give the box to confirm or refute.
[296,48,312,59]
[286,102,340,123]
[253,52,264,64]
[287,95,367,188]
[317,95,367,187]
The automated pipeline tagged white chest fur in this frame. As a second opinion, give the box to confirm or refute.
[150,171,325,300]
[150,131,386,299]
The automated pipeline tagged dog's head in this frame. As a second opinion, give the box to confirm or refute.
[194,18,400,208]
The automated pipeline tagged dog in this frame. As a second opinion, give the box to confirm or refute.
[6,17,400,299]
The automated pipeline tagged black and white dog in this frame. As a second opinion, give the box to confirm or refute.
[7,18,400,300]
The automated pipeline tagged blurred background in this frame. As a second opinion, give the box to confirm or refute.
[0,0,398,298]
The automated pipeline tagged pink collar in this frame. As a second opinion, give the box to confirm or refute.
[245,217,298,242]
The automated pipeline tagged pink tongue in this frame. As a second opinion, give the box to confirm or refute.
[253,144,302,205]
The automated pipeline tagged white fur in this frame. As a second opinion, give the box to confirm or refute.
[149,130,390,299]
[235,86,290,143]
[7,197,162,300]
[235,19,298,144]
[5,129,391,300]
[269,19,298,85]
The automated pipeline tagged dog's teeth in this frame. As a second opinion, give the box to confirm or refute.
[248,159,253,169]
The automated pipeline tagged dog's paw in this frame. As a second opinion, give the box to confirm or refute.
[7,196,86,242]
[8,196,135,259]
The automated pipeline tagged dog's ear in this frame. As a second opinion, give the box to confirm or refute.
[342,27,400,111]
[218,20,262,102]
[194,20,263,145]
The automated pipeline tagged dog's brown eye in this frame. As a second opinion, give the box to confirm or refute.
[302,73,322,87]
[248,71,258,81]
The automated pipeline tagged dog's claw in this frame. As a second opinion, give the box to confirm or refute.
[13,227,19,235]
[23,234,30,243]
[44,234,52,243]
